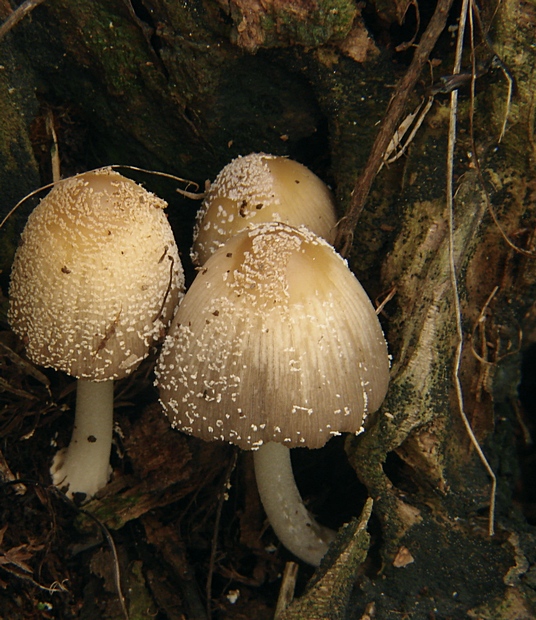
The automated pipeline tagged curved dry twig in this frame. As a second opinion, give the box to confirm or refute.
[446,0,496,538]
[0,0,46,42]
[335,0,456,256]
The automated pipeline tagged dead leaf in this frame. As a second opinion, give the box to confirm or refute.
[393,546,415,568]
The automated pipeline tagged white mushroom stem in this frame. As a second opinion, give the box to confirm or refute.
[50,379,114,500]
[253,442,336,566]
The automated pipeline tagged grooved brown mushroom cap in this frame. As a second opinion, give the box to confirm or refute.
[8,169,184,380]
[156,222,389,449]
[191,153,337,265]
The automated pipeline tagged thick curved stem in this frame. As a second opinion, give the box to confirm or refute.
[253,441,336,566]
[51,379,114,500]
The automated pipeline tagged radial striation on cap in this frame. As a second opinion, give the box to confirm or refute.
[156,222,389,450]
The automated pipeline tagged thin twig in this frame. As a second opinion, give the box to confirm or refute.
[111,164,200,194]
[335,0,455,256]
[0,341,51,392]
[45,109,61,183]
[467,43,534,259]
[0,165,200,231]
[78,507,130,620]
[470,3,513,143]
[0,450,27,494]
[375,286,397,316]
[466,9,529,256]
[446,0,496,538]
[206,451,238,620]
[470,286,499,365]
[46,484,129,619]
[0,181,54,230]
[511,398,533,447]
[0,0,46,42]
[382,96,434,167]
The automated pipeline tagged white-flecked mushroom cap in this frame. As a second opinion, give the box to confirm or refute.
[191,153,337,265]
[9,169,184,380]
[156,222,389,449]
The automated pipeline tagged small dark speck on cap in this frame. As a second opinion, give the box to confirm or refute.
[87,435,97,443]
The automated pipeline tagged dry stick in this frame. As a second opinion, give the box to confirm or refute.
[0,0,46,42]
[111,164,201,195]
[79,507,130,620]
[0,449,27,495]
[335,0,455,256]
[206,451,238,620]
[446,0,496,538]
[274,562,299,619]
[0,165,199,231]
[470,286,500,365]
[45,109,61,183]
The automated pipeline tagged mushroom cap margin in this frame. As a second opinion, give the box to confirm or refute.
[157,222,389,449]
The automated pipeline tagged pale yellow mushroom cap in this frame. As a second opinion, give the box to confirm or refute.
[191,153,337,265]
[156,222,389,449]
[8,169,184,380]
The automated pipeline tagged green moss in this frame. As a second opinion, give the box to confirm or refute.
[126,561,157,619]
[280,500,373,620]
[76,492,144,531]
[259,0,357,48]
[0,45,40,290]
[0,63,39,199]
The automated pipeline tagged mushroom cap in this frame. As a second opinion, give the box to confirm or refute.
[8,169,184,380]
[191,153,337,265]
[156,222,389,449]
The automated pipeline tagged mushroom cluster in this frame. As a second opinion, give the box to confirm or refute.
[8,155,389,568]
[8,169,184,499]
[170,155,388,565]
[153,154,389,565]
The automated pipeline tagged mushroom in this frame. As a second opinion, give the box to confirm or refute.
[191,153,337,265]
[155,222,389,565]
[8,169,184,500]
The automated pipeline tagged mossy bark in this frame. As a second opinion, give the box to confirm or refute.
[342,1,536,616]
[1,0,536,618]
